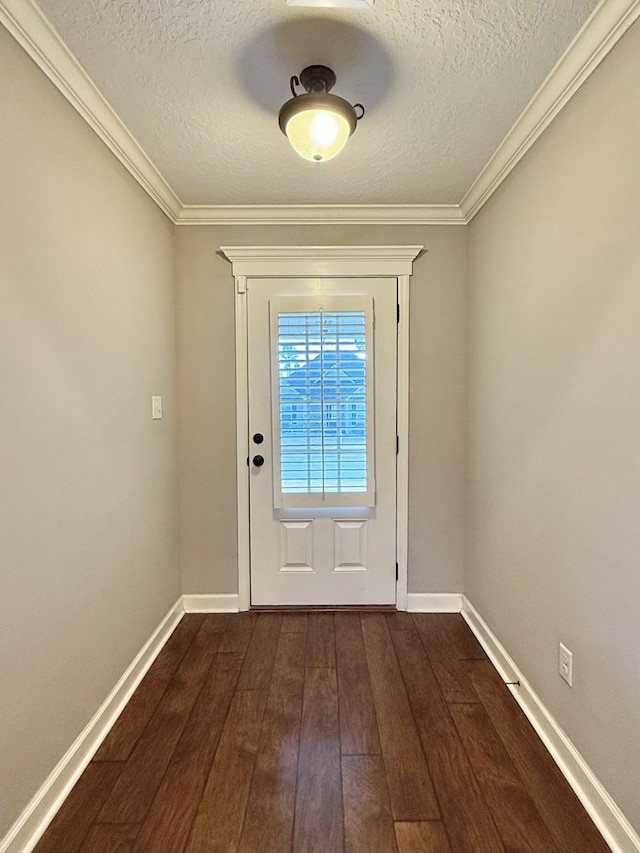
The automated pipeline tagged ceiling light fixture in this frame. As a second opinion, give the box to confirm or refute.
[278,65,365,163]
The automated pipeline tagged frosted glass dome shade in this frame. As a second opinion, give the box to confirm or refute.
[279,92,358,163]
[285,108,351,162]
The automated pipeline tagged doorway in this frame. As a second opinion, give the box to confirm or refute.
[223,245,421,610]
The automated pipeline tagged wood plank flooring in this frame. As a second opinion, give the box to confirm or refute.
[34,612,611,853]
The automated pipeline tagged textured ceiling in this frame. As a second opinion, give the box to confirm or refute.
[34,0,599,205]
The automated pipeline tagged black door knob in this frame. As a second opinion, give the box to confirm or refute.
[253,433,264,444]
[252,455,265,467]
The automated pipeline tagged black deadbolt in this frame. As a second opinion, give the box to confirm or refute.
[253,433,264,444]
[252,455,265,467]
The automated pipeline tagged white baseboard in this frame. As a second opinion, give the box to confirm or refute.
[406,592,463,612]
[0,597,185,853]
[182,593,239,613]
[461,596,640,853]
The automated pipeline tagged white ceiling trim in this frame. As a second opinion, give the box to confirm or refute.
[460,0,640,221]
[176,204,465,226]
[0,0,182,220]
[1,0,637,225]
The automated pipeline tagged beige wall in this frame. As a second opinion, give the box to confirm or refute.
[175,224,467,596]
[0,26,180,839]
[466,21,640,831]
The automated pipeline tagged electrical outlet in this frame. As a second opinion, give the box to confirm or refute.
[151,396,163,420]
[559,643,573,687]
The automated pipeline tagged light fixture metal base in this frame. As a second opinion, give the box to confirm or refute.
[299,65,337,94]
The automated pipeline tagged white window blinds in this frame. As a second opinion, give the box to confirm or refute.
[270,296,375,508]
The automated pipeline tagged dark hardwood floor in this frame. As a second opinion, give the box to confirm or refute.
[34,612,610,853]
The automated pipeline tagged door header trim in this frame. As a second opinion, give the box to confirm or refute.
[221,245,424,281]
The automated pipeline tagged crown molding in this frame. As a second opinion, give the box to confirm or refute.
[2,0,637,225]
[176,204,465,226]
[0,0,182,221]
[460,0,640,222]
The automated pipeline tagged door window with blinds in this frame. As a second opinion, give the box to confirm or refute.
[270,296,375,508]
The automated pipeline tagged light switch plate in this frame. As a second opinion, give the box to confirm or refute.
[559,642,573,687]
[151,396,163,420]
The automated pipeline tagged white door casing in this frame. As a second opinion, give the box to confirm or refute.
[223,246,422,610]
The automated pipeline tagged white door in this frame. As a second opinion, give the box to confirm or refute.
[247,277,397,605]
